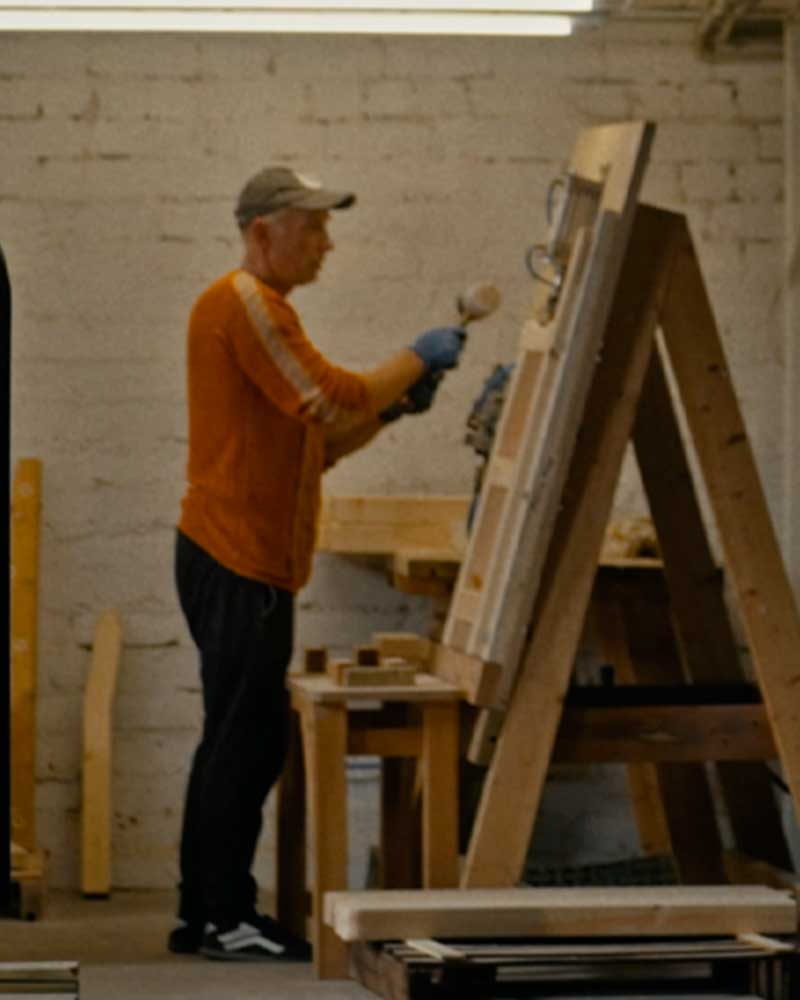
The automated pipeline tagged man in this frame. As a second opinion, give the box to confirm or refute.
[170,166,465,961]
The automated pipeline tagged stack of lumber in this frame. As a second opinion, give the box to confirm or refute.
[0,962,78,997]
[326,886,799,1000]
[352,936,796,1000]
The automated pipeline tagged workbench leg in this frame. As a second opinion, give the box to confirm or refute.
[275,706,307,940]
[381,758,419,888]
[421,702,460,887]
[300,702,349,979]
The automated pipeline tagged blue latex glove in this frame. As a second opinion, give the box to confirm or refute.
[410,325,466,372]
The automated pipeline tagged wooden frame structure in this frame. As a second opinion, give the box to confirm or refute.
[460,201,800,888]
[438,121,656,762]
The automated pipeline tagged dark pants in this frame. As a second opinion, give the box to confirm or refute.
[174,530,294,930]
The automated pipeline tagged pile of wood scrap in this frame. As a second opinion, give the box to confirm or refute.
[300,632,431,689]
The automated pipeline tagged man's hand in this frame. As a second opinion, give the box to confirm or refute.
[410,325,466,372]
[405,370,442,413]
[379,370,443,423]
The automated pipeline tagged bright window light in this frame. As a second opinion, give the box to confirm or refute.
[0,2,579,34]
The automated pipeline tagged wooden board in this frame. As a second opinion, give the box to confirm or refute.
[441,122,655,730]
[461,206,683,886]
[0,960,79,998]
[81,609,122,897]
[658,217,800,841]
[325,885,797,943]
[10,458,42,856]
[289,673,461,705]
[317,495,469,555]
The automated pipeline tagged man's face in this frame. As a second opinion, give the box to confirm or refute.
[261,208,333,294]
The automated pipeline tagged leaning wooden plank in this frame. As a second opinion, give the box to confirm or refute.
[324,886,798,943]
[81,609,122,897]
[462,207,682,886]
[633,347,792,870]
[456,122,654,677]
[659,216,800,834]
[458,231,593,667]
[10,458,42,856]
[443,315,562,645]
[466,123,656,761]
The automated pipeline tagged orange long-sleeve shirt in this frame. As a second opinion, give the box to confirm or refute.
[178,268,373,592]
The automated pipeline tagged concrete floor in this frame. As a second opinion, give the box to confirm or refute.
[0,890,375,999]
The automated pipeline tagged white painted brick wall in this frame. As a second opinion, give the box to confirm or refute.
[0,22,786,892]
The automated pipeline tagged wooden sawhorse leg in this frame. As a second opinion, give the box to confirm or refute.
[299,701,349,979]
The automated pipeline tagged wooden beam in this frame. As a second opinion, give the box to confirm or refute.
[324,885,798,943]
[554,703,775,762]
[659,215,800,835]
[634,347,792,870]
[81,609,122,897]
[10,458,42,856]
[420,702,459,889]
[461,206,681,888]
[317,495,469,555]
[300,701,349,979]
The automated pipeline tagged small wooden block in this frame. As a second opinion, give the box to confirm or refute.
[372,632,432,663]
[343,665,419,688]
[304,647,328,674]
[327,658,354,685]
[355,645,380,666]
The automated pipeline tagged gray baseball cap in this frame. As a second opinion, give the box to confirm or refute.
[235,166,356,227]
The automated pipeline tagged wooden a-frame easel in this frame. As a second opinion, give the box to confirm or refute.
[459,201,800,889]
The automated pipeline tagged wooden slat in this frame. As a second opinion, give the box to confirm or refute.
[10,458,42,856]
[554,703,775,762]
[348,727,421,757]
[81,609,122,897]
[317,495,469,554]
[289,673,461,705]
[301,702,349,979]
[659,216,800,836]
[442,122,655,703]
[421,702,459,888]
[467,227,594,667]
[462,122,656,761]
[325,885,798,943]
[633,346,792,870]
[461,206,681,887]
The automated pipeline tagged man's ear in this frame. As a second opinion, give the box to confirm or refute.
[252,216,272,248]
